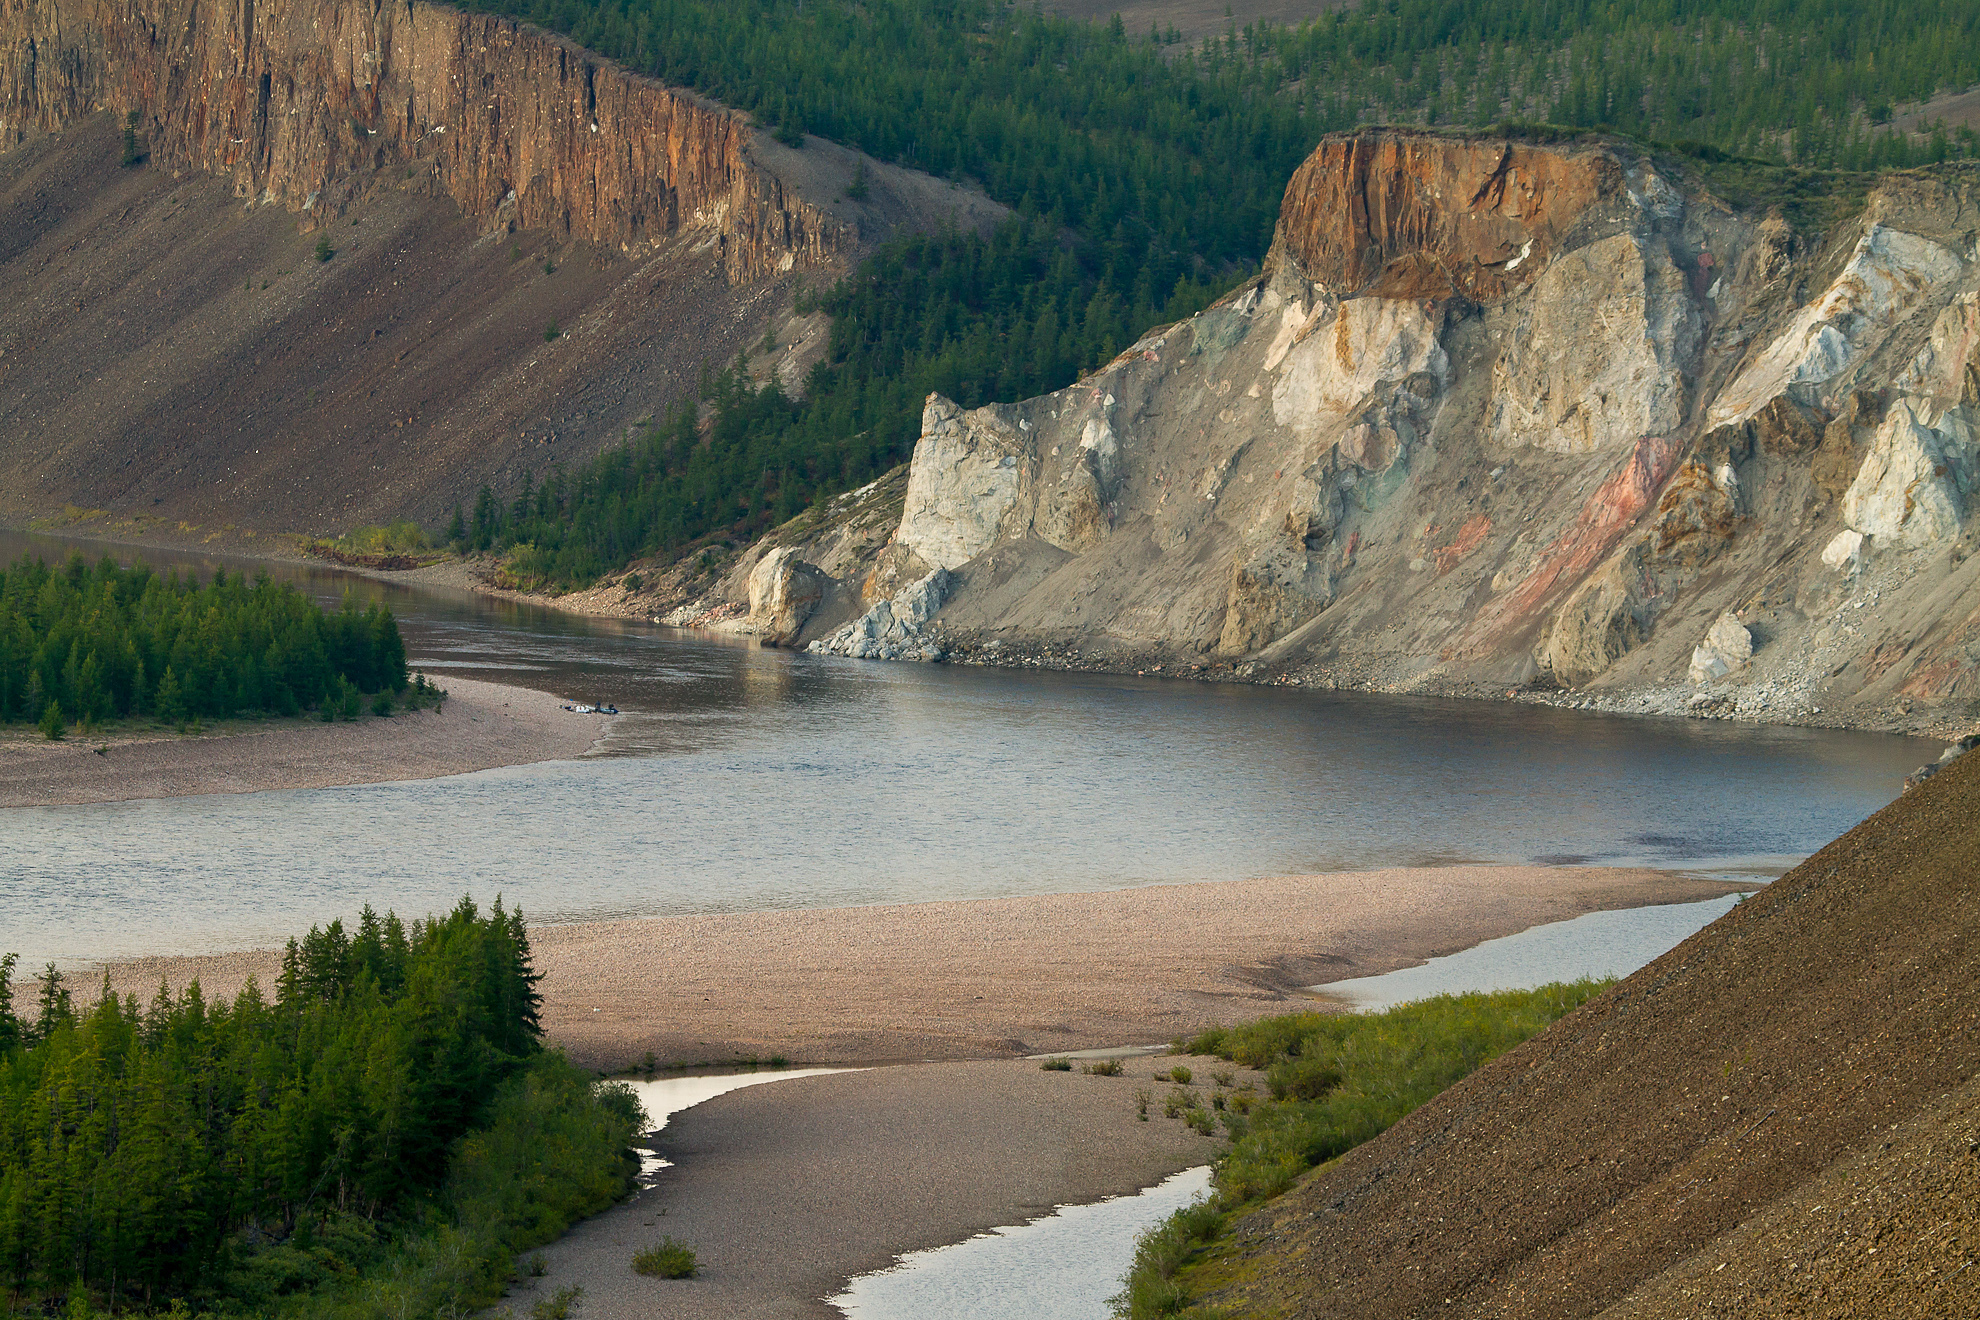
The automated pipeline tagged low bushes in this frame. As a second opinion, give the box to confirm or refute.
[1114,981,1612,1318]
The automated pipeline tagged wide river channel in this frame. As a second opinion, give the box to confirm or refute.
[0,530,1939,969]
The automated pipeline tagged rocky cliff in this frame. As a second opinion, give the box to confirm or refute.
[0,0,847,280]
[687,130,1980,734]
[0,1,1002,533]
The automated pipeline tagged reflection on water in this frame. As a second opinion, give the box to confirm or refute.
[0,529,1936,969]
[831,1166,1213,1320]
[1314,894,1745,1011]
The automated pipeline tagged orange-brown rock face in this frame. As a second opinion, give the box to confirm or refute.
[0,0,848,281]
[1272,131,1621,302]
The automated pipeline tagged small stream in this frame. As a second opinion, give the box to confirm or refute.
[620,1068,859,1179]
[830,1166,1214,1320]
[1314,893,1745,1010]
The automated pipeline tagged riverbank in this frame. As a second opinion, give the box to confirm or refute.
[503,1056,1240,1320]
[88,865,1746,1069]
[0,677,604,807]
[9,518,1972,739]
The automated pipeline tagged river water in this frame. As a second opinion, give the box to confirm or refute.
[0,530,1937,968]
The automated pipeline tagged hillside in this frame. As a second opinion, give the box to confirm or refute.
[1169,742,1980,1319]
[0,0,999,534]
[671,130,1980,735]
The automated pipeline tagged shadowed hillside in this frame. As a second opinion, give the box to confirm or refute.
[1185,746,1980,1318]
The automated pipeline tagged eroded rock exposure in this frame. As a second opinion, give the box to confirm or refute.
[0,0,848,279]
[675,129,1980,734]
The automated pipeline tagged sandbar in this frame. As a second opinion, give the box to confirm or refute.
[0,677,604,808]
[91,865,1747,1069]
[501,1054,1244,1320]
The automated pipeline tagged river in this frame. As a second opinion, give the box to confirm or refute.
[0,530,1937,969]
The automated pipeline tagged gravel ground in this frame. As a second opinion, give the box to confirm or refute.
[493,1055,1246,1320]
[1191,751,1980,1320]
[0,677,604,807]
[84,866,1744,1072]
[525,866,1745,1070]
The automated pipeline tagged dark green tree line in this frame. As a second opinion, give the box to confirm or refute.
[0,554,408,729]
[0,900,638,1316]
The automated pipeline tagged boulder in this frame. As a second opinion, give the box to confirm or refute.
[1688,613,1753,684]
[1540,550,1647,686]
[745,547,825,645]
[1841,399,1964,549]
[1820,529,1866,572]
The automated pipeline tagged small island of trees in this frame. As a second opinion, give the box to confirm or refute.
[0,553,414,737]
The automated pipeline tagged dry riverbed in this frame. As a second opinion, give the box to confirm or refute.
[0,677,604,807]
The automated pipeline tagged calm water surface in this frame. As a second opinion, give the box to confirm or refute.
[0,531,1937,967]
[831,1166,1214,1320]
[1314,894,1745,1010]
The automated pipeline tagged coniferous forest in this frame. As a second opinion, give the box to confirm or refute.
[443,0,1980,591]
[0,554,408,734]
[0,900,643,1317]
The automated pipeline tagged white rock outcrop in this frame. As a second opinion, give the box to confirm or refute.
[809,568,954,661]
[1841,399,1967,548]
[1490,234,1697,454]
[1689,613,1754,684]
[1271,299,1447,440]
[896,397,1029,570]
[1710,226,1963,427]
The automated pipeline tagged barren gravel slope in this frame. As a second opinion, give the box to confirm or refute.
[1193,748,1980,1320]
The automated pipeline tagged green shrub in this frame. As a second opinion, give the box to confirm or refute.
[1167,1065,1192,1084]
[371,691,394,717]
[1040,1057,1073,1071]
[531,1285,584,1318]
[632,1238,698,1278]
[1115,982,1614,1317]
[544,319,561,341]
[120,110,143,167]
[1082,1058,1124,1076]
[314,234,334,262]
[37,704,64,740]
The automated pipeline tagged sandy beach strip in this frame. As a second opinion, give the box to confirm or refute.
[90,865,1747,1069]
[0,677,605,808]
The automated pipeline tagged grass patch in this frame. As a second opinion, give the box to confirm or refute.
[303,519,450,570]
[531,1285,584,1319]
[1112,981,1612,1318]
[632,1237,698,1278]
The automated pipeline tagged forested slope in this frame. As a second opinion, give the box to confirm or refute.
[0,900,643,1316]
